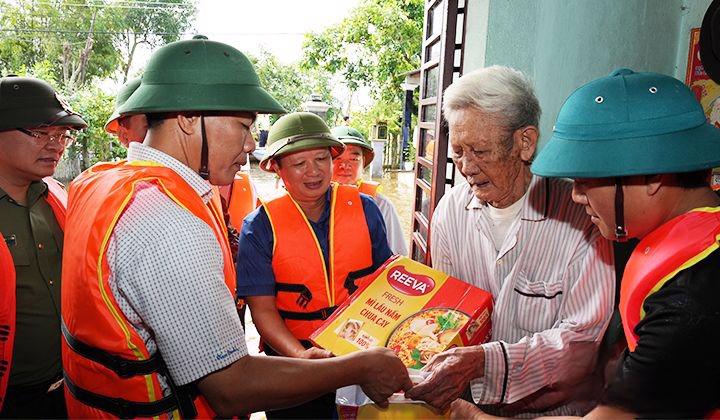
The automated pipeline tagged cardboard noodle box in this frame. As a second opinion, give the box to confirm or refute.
[311,256,493,368]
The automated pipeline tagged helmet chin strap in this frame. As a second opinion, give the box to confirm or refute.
[614,177,628,241]
[199,114,210,180]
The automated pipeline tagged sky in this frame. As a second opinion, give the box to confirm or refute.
[126,0,370,113]
[194,0,359,65]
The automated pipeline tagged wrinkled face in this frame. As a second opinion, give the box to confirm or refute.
[205,112,256,186]
[0,126,72,182]
[273,147,332,202]
[118,114,148,147]
[449,108,533,207]
[333,144,364,185]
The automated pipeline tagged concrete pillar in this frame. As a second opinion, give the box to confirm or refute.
[370,139,386,178]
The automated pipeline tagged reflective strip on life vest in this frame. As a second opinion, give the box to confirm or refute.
[263,183,373,341]
[62,160,233,418]
[620,207,720,352]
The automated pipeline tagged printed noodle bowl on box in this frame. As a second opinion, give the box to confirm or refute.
[386,308,470,368]
[311,256,493,369]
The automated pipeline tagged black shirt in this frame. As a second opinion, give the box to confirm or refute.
[603,248,720,418]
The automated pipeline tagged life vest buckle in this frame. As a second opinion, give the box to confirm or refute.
[297,289,312,308]
[61,320,163,379]
[278,305,337,321]
[276,283,314,308]
[115,398,135,419]
[114,359,134,379]
[0,324,9,341]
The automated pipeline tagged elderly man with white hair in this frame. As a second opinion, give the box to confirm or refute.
[405,66,615,416]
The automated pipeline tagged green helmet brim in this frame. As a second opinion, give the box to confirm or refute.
[0,76,87,130]
[104,111,120,134]
[106,77,141,135]
[532,122,720,178]
[260,134,346,172]
[49,112,87,130]
[338,137,375,167]
[4,107,87,130]
[118,83,286,115]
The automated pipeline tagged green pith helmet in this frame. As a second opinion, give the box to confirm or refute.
[532,68,720,178]
[104,78,141,134]
[260,112,345,172]
[331,125,375,167]
[118,35,285,115]
[0,76,87,131]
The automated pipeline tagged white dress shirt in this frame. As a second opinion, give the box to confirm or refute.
[374,192,408,256]
[431,176,615,416]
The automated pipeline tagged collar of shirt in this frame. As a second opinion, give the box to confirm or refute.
[127,142,213,203]
[305,188,333,227]
[0,180,49,207]
[465,175,548,222]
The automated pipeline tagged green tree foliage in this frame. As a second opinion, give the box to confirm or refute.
[112,0,196,82]
[301,0,423,105]
[0,0,196,176]
[250,50,310,119]
[301,0,422,146]
[0,0,196,91]
[0,0,120,91]
[349,100,402,140]
[53,85,121,182]
[66,85,124,170]
[249,49,340,125]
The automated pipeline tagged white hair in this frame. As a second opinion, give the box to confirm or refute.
[442,65,541,130]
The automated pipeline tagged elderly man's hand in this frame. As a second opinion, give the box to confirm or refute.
[405,346,485,413]
[357,347,413,408]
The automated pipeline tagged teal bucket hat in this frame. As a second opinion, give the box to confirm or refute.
[532,68,720,178]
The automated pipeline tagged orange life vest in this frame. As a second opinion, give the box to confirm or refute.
[263,183,373,342]
[357,180,380,198]
[214,174,258,317]
[227,172,258,230]
[61,161,236,419]
[210,185,228,233]
[620,207,720,352]
[0,177,66,412]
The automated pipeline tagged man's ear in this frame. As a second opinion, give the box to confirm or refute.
[176,113,199,136]
[269,158,280,172]
[645,174,664,196]
[517,126,538,163]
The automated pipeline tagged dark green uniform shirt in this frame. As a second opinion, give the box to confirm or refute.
[0,180,63,387]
